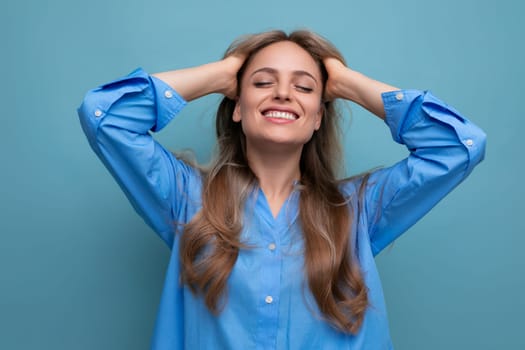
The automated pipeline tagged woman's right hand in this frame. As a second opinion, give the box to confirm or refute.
[218,54,246,99]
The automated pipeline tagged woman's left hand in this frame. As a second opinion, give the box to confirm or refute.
[323,57,348,102]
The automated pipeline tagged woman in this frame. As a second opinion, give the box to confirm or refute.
[78,30,486,349]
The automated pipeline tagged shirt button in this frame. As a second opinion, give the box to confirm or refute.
[164,90,173,99]
[94,109,102,117]
[395,92,404,101]
[265,296,273,304]
[465,139,474,147]
[268,243,276,251]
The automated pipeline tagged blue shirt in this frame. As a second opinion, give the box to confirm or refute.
[78,68,486,349]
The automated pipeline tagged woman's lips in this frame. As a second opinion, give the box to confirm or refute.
[261,108,299,123]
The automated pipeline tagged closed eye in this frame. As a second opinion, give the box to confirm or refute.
[295,85,314,93]
[254,82,273,87]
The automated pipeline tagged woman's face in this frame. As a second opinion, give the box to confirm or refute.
[233,41,324,151]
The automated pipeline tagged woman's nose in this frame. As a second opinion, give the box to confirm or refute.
[273,82,291,101]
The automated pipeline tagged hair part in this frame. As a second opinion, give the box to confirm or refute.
[179,29,368,333]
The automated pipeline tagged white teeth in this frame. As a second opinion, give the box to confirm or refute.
[263,110,297,120]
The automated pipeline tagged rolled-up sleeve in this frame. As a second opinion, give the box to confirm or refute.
[77,68,198,247]
[365,90,486,255]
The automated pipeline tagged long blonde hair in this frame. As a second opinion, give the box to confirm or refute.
[179,30,368,333]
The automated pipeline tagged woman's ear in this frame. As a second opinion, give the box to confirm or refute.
[314,104,325,130]
[233,99,242,122]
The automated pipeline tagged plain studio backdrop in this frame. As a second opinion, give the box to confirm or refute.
[1,0,522,349]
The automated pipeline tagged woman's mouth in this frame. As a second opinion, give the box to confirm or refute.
[262,109,299,121]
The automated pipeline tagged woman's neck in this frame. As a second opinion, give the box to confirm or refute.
[246,144,302,217]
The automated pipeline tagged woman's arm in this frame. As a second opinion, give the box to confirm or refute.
[78,57,244,247]
[152,55,245,101]
[325,59,487,255]
[323,57,398,119]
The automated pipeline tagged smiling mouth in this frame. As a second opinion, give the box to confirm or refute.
[262,110,299,121]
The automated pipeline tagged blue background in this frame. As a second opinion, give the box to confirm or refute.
[1,0,523,349]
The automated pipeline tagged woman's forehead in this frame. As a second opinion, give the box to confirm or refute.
[244,41,321,79]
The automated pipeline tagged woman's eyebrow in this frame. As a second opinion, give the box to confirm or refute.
[250,67,318,84]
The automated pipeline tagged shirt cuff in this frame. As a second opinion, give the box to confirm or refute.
[382,89,425,144]
[92,67,187,133]
[150,75,187,132]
